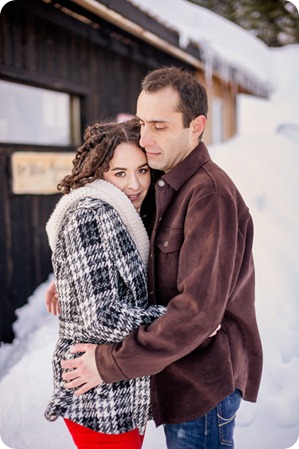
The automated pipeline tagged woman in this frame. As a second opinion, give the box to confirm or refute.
[44,118,166,449]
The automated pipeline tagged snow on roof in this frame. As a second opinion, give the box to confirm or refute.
[128,0,274,95]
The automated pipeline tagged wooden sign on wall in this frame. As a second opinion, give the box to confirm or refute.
[11,151,74,194]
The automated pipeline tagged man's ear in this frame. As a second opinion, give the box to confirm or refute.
[191,115,206,137]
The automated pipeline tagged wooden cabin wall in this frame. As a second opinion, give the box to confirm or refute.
[196,70,237,145]
[0,145,61,342]
[212,77,237,141]
[0,0,192,342]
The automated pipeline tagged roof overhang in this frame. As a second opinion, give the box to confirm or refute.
[68,0,269,98]
[71,0,203,69]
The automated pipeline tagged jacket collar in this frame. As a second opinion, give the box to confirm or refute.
[162,142,211,191]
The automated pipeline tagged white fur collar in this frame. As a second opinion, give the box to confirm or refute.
[46,179,149,269]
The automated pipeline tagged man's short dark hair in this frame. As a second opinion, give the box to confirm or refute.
[141,66,208,128]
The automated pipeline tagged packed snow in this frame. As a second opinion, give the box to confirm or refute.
[1,2,299,448]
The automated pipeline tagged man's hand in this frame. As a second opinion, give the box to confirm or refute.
[45,280,60,315]
[61,343,103,395]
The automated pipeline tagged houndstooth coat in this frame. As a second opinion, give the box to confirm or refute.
[44,180,165,434]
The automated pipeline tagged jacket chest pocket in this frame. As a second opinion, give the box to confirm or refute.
[154,228,184,301]
[155,228,184,280]
[155,227,184,254]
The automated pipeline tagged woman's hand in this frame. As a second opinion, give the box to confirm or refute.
[45,280,60,315]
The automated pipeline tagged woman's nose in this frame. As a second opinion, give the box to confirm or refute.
[128,175,141,190]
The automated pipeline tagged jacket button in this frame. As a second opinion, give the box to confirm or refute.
[158,180,165,187]
[163,241,168,247]
[149,290,154,295]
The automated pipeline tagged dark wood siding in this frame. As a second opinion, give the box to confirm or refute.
[0,0,192,342]
[0,145,62,342]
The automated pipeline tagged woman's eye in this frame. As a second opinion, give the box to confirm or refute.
[139,168,148,174]
[115,171,125,177]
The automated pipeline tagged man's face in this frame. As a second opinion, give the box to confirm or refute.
[136,87,198,173]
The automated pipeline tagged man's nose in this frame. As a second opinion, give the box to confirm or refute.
[139,127,155,147]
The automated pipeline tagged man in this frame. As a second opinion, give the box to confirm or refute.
[61,67,263,448]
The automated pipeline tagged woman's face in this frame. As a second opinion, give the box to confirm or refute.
[103,143,151,211]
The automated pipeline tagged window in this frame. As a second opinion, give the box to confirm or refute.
[0,80,80,146]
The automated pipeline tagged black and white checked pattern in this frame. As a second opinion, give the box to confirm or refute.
[45,197,165,434]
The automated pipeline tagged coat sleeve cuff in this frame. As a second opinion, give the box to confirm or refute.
[95,343,130,383]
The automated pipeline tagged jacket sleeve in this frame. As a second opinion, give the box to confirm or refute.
[55,201,166,344]
[95,191,254,381]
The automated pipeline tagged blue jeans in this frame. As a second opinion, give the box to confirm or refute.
[164,389,242,449]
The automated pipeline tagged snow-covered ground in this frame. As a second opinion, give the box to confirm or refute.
[1,5,299,449]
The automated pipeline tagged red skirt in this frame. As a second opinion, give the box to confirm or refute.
[64,418,145,449]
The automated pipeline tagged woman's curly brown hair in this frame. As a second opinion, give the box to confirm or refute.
[58,118,142,194]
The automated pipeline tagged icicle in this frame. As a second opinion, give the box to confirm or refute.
[201,45,213,90]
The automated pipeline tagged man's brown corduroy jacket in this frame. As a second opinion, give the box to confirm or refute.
[95,142,263,426]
